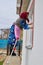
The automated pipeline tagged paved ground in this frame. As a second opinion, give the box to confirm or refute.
[0,49,7,61]
[0,49,22,65]
[3,56,21,65]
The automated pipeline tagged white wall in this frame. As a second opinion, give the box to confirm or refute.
[28,0,43,65]
[21,0,43,65]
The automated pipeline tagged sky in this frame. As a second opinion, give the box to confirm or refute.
[0,0,19,29]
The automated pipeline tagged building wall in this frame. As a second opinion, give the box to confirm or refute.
[21,0,43,65]
[0,29,9,39]
[21,0,31,12]
[16,0,31,14]
[27,0,43,65]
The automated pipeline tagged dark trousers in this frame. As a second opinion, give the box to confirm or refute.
[7,43,16,56]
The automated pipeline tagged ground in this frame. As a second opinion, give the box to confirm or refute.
[0,49,22,65]
[0,49,7,65]
[0,61,4,65]
[3,56,21,65]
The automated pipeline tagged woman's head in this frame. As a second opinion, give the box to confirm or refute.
[20,11,29,22]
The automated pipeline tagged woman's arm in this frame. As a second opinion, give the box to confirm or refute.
[26,21,33,25]
[29,26,33,29]
[28,22,33,25]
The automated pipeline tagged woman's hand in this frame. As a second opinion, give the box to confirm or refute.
[28,22,33,25]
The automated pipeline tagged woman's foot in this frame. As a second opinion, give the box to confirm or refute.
[12,52,16,56]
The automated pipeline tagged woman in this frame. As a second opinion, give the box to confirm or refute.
[7,11,33,56]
